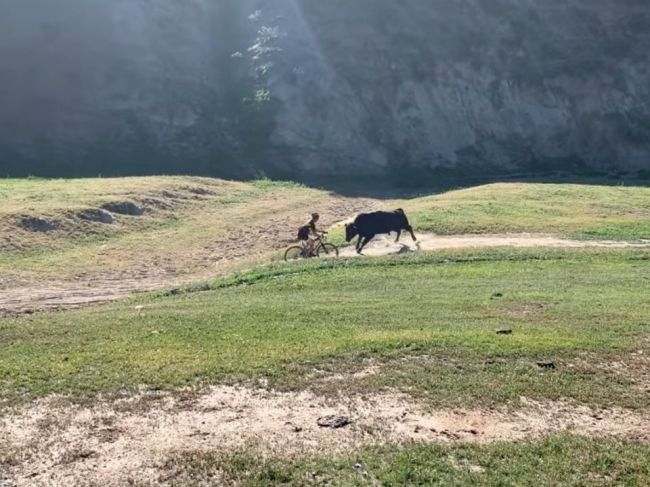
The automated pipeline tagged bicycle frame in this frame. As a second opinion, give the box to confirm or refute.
[285,232,337,261]
[302,236,325,257]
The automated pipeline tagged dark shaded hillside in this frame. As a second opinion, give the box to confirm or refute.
[0,0,649,183]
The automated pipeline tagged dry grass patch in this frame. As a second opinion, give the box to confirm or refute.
[0,177,379,313]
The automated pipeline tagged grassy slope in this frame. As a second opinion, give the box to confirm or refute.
[2,179,648,280]
[0,177,312,279]
[2,248,648,409]
[2,179,649,261]
[402,183,650,240]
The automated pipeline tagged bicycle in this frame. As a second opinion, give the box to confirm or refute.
[284,232,339,261]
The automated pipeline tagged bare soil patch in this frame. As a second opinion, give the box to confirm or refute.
[339,233,650,257]
[1,385,648,487]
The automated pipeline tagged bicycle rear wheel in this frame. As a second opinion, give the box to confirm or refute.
[317,243,339,258]
[284,246,305,261]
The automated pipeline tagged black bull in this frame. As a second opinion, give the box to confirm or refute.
[345,209,417,254]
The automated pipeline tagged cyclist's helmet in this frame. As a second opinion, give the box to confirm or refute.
[311,212,320,219]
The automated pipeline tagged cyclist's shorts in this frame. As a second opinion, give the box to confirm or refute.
[297,226,310,241]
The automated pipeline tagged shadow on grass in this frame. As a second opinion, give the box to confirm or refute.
[297,173,650,199]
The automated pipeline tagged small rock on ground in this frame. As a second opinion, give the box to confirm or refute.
[536,360,556,369]
[317,415,351,429]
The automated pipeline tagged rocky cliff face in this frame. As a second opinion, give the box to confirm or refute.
[1,0,648,182]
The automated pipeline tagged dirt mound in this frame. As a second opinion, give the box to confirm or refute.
[19,216,58,233]
[1,385,648,487]
[101,201,144,216]
[77,209,114,224]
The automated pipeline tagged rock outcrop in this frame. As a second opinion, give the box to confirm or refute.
[1,0,648,182]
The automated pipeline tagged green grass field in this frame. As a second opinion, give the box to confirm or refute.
[2,248,648,410]
[403,183,650,240]
[2,178,649,486]
[166,435,650,487]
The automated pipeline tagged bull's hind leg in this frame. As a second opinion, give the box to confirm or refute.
[395,229,402,243]
[407,225,417,241]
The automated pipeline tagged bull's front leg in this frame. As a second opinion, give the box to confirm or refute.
[358,234,375,254]
[407,225,417,241]
[395,229,402,243]
[356,235,363,251]
[357,237,367,254]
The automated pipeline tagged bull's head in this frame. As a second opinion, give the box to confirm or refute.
[345,223,358,242]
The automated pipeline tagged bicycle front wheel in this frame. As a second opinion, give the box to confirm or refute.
[317,243,339,258]
[284,246,305,262]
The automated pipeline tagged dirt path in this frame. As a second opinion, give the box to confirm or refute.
[3,229,649,316]
[339,233,650,257]
[1,385,648,486]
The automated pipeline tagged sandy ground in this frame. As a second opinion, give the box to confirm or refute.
[2,383,649,487]
[339,233,650,257]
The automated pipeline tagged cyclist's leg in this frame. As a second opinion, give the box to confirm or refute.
[300,239,309,256]
[310,236,321,256]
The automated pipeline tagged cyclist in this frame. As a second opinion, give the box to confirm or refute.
[297,212,324,256]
